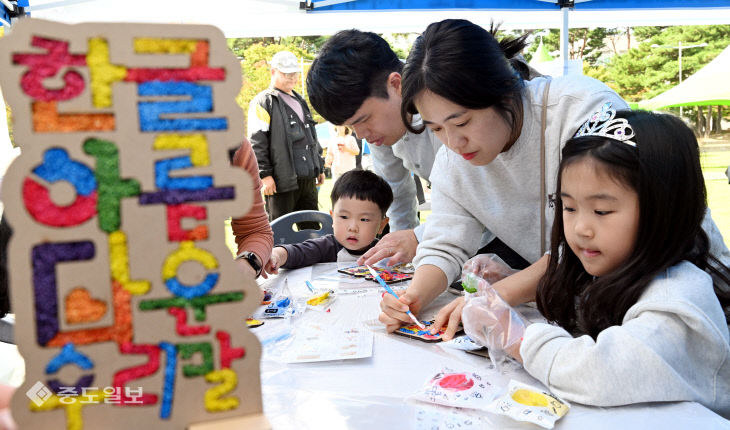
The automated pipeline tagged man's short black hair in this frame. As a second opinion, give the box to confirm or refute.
[306,30,403,125]
[330,169,393,218]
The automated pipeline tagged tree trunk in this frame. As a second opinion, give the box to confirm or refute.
[697,107,703,135]
[705,105,713,138]
[626,27,631,51]
[716,105,722,133]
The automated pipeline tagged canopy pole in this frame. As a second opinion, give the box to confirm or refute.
[560,6,569,76]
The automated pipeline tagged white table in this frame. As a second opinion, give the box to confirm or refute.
[256,264,730,429]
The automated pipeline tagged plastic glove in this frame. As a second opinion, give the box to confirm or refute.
[461,253,518,293]
[462,283,527,369]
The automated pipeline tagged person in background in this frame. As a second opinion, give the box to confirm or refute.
[249,50,325,230]
[325,125,360,182]
[264,169,392,274]
[0,216,9,320]
[0,216,16,430]
[463,109,730,416]
[353,132,364,170]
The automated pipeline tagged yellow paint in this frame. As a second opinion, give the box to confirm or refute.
[306,291,330,306]
[109,230,150,295]
[511,389,549,407]
[87,38,127,108]
[162,241,219,281]
[153,134,210,166]
[511,389,569,417]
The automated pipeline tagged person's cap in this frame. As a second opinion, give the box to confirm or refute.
[270,51,300,73]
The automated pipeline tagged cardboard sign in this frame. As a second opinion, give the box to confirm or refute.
[0,18,265,429]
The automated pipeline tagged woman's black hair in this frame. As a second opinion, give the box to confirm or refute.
[401,19,529,145]
[537,110,730,337]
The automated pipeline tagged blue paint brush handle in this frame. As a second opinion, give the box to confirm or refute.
[305,280,315,292]
[367,265,424,329]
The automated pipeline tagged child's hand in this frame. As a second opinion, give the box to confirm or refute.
[430,297,465,341]
[378,289,420,332]
[462,285,526,367]
[264,247,287,276]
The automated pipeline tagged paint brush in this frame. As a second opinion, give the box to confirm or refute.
[305,280,315,293]
[367,265,425,329]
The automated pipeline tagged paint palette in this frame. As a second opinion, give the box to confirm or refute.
[338,265,413,284]
[410,368,501,410]
[393,320,463,343]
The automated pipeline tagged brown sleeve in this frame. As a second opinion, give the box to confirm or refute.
[230,139,273,268]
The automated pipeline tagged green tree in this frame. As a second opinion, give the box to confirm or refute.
[524,28,613,66]
[605,25,730,102]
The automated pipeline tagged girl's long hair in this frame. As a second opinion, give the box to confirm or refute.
[537,110,730,337]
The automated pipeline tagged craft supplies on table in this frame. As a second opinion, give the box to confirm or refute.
[256,264,728,430]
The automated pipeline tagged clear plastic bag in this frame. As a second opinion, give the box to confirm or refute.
[462,286,526,370]
[460,253,518,294]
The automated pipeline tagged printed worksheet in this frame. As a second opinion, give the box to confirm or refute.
[281,320,373,363]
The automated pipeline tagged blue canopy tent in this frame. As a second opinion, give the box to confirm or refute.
[2,0,729,37]
[302,0,730,75]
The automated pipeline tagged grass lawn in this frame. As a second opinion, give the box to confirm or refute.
[701,149,730,248]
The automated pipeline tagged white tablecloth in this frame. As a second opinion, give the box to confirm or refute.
[256,264,730,430]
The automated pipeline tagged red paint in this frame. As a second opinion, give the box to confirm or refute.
[438,373,474,392]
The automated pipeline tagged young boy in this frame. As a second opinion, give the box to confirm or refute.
[263,169,393,274]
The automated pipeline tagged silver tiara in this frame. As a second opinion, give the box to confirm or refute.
[574,102,636,147]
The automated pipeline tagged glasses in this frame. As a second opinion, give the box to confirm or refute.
[279,71,299,79]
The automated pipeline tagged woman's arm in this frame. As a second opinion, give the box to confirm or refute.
[379,264,447,332]
[230,138,274,274]
[494,254,548,306]
[431,254,549,340]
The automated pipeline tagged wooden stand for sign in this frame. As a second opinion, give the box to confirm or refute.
[189,413,271,430]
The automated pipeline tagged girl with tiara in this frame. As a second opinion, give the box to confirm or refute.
[463,107,730,416]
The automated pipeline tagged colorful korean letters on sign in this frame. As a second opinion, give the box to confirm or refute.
[0,19,264,429]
